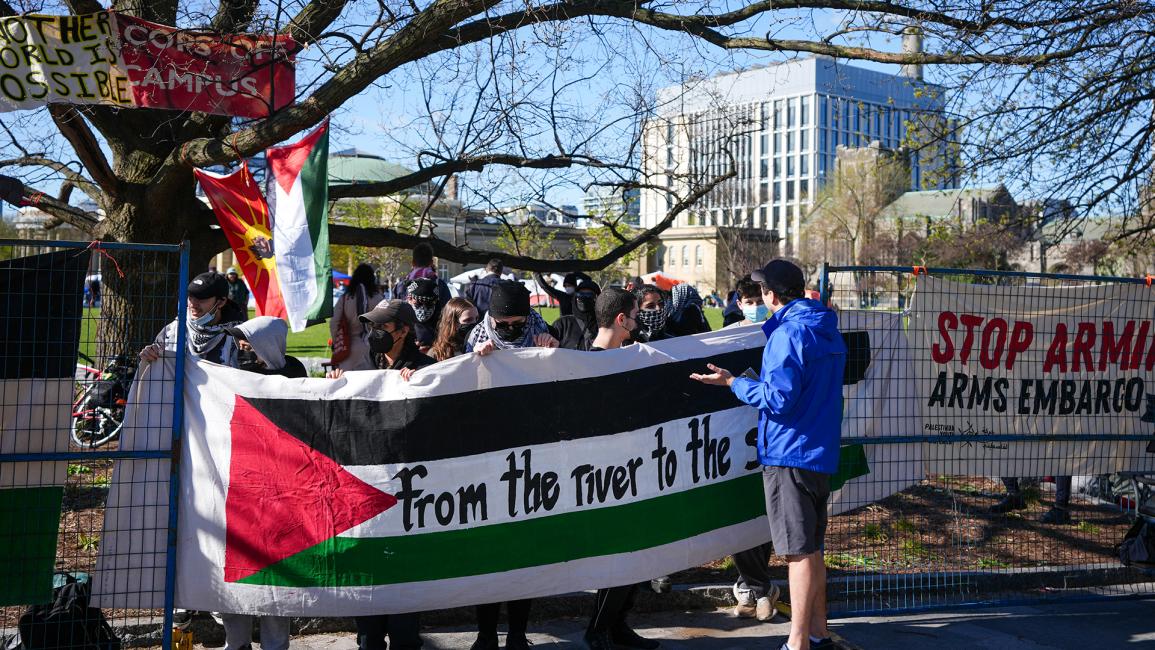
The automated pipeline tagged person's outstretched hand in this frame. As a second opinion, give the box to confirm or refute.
[690,363,734,387]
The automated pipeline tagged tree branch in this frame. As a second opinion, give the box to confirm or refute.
[210,0,259,32]
[0,156,103,204]
[329,153,613,199]
[63,0,104,14]
[48,105,120,201]
[331,170,734,271]
[0,174,101,232]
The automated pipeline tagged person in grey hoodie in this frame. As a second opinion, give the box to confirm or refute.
[691,259,846,650]
[227,316,308,378]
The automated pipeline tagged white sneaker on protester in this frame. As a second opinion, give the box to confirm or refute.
[756,584,780,621]
[732,582,758,617]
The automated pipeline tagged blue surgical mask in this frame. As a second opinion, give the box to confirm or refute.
[742,304,768,323]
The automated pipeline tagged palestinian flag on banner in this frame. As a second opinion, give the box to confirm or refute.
[173,332,773,615]
[266,120,333,332]
[194,163,287,318]
[0,249,90,606]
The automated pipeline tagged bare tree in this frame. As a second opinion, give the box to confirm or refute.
[4,0,1155,348]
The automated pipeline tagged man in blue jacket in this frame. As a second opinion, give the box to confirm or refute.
[691,259,846,650]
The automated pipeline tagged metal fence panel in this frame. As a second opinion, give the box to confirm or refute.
[0,239,186,648]
[819,265,1155,616]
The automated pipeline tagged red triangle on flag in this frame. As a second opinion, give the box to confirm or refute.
[224,395,397,583]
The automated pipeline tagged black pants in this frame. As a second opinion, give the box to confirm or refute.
[732,542,773,599]
[1003,477,1071,507]
[587,584,638,635]
[354,614,422,650]
[476,600,532,638]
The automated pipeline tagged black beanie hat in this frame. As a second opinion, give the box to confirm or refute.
[406,277,438,299]
[489,280,531,317]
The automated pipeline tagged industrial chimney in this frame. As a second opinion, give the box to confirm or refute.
[899,26,923,81]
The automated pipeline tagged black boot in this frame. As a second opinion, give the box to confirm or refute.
[611,623,659,649]
[989,493,1026,513]
[470,635,499,650]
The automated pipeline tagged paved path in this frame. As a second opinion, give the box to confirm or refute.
[197,595,1155,649]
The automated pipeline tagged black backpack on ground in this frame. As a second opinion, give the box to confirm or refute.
[14,573,120,650]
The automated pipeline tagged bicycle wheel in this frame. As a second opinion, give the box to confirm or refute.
[71,385,101,448]
[87,407,124,448]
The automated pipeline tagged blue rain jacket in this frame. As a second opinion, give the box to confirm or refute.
[729,298,846,474]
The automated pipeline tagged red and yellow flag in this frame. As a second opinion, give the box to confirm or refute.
[194,164,287,318]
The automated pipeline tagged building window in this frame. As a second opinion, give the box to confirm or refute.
[800,96,810,127]
[760,159,769,178]
[786,131,795,153]
[786,157,795,178]
[668,247,675,267]
[787,99,796,128]
[695,245,703,267]
[774,100,783,130]
[800,155,809,175]
[773,158,782,179]
[760,182,768,204]
[759,206,767,228]
[656,245,666,270]
[800,179,809,200]
[819,128,826,153]
[800,128,810,152]
[681,246,689,267]
[787,181,795,201]
[773,183,782,203]
[760,133,768,154]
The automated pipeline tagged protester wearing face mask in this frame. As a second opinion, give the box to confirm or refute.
[579,289,661,650]
[667,283,711,336]
[465,280,558,356]
[405,277,443,354]
[226,317,308,378]
[551,279,601,351]
[327,300,431,650]
[533,271,592,317]
[429,298,480,361]
[631,284,672,344]
[726,276,769,328]
[139,271,247,365]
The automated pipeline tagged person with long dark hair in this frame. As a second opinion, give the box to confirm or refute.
[429,297,479,361]
[330,263,383,371]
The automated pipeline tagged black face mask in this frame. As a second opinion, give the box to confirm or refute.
[456,321,477,341]
[237,348,263,371]
[368,327,395,356]
[573,292,597,314]
[493,320,526,342]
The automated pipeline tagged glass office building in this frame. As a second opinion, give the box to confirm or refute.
[640,55,959,254]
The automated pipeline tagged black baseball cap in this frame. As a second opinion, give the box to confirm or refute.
[750,260,805,297]
[188,272,229,299]
[359,299,417,327]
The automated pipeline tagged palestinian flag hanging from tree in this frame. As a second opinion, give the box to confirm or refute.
[194,164,287,318]
[266,120,333,332]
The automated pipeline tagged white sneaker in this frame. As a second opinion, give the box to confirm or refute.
[732,582,757,617]
[756,585,780,621]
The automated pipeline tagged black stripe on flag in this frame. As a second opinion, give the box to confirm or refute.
[0,249,91,380]
[245,347,764,465]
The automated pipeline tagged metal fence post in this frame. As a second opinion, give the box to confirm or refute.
[162,241,190,650]
[819,261,830,304]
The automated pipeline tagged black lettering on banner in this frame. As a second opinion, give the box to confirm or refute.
[393,464,428,532]
[928,371,948,408]
[24,72,47,99]
[93,70,111,99]
[0,73,25,101]
[0,47,19,69]
[947,372,969,408]
[70,72,95,98]
[1059,379,1077,415]
[652,427,677,490]
[686,417,704,483]
[744,427,760,471]
[1017,379,1032,415]
[500,451,524,517]
[993,378,1008,412]
[0,16,29,43]
[456,483,487,524]
[49,70,70,95]
[1126,377,1144,411]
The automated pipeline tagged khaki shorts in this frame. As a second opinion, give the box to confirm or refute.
[762,465,830,556]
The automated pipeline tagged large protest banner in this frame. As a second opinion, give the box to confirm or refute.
[0,12,132,111]
[90,312,905,611]
[115,14,296,117]
[909,276,1155,477]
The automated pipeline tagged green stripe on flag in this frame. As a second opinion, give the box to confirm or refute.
[302,126,332,320]
[0,487,63,605]
[238,473,765,587]
[830,444,870,492]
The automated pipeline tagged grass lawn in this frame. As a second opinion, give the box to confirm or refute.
[77,305,728,361]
